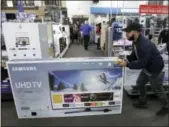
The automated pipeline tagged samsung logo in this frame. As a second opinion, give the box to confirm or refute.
[12,66,37,71]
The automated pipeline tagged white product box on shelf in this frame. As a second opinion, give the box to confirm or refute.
[2,23,50,60]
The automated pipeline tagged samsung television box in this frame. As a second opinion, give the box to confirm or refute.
[7,58,124,118]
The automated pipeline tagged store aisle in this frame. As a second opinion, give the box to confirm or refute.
[64,44,104,57]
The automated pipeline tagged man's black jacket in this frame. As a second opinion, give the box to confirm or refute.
[126,34,164,75]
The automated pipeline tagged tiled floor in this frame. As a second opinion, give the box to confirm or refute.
[64,43,105,58]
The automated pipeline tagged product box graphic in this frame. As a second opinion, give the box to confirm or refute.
[7,58,124,118]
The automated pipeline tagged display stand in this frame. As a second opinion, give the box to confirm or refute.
[1,17,12,99]
[53,34,69,58]
[124,63,169,96]
[107,27,113,57]
[8,57,124,118]
[53,24,70,58]
[100,23,109,52]
[47,23,55,58]
[1,56,13,100]
[112,39,132,57]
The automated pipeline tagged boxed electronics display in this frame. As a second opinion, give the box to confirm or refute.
[61,25,70,45]
[53,33,67,57]
[2,23,51,60]
[47,23,55,58]
[53,24,70,57]
[59,37,67,53]
[101,23,108,51]
[7,58,124,118]
[112,22,123,41]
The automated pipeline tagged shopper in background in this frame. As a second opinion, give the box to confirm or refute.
[76,21,81,43]
[80,20,92,50]
[96,23,101,50]
[76,21,81,32]
[72,23,79,44]
[69,23,74,43]
[158,29,169,54]
[79,23,84,45]
[148,34,153,41]
[117,23,168,116]
[62,27,67,38]
[111,17,116,24]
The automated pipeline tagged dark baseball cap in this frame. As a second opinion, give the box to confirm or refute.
[122,23,142,32]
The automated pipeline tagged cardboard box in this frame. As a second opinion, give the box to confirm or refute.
[8,58,124,118]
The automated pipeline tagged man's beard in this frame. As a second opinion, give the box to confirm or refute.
[128,35,135,41]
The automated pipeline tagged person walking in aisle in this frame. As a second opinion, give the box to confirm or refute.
[80,23,84,45]
[117,23,168,116]
[158,29,169,54]
[73,23,79,43]
[69,23,74,43]
[96,23,101,50]
[80,20,92,50]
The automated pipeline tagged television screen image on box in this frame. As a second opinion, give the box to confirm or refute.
[49,68,122,110]
[16,37,30,47]
[49,68,122,92]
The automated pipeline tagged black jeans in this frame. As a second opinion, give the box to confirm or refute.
[83,35,89,50]
[137,71,168,108]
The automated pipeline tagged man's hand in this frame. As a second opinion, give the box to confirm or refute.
[116,59,128,66]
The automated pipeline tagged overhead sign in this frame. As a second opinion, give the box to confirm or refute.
[91,7,138,14]
[121,8,138,13]
[139,5,168,14]
[8,58,123,118]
